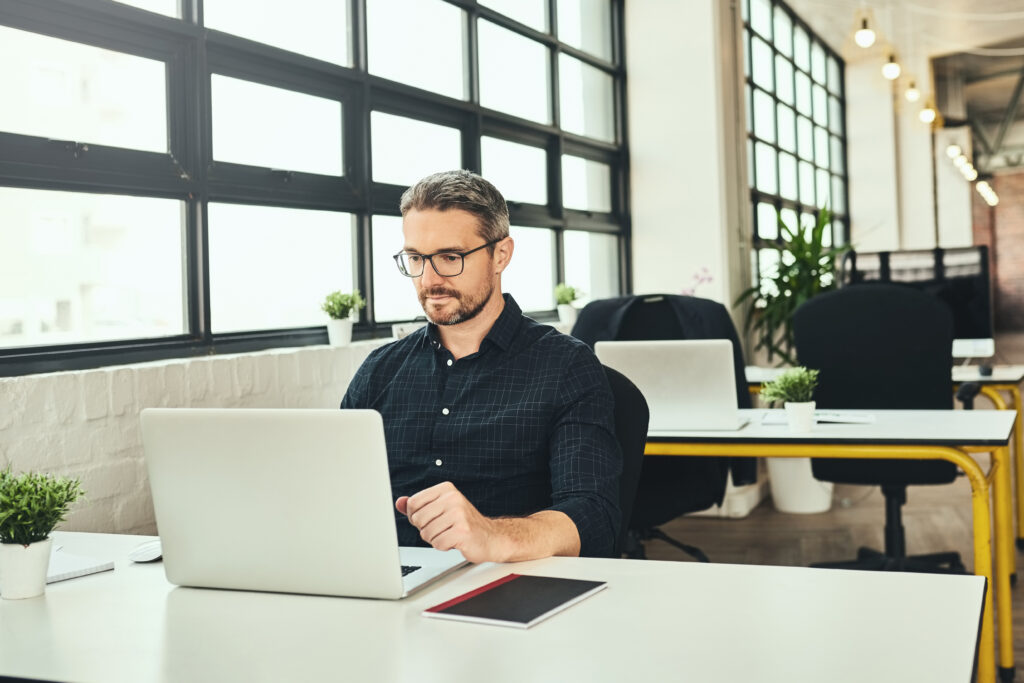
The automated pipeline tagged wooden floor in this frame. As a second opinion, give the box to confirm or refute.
[643,331,1024,669]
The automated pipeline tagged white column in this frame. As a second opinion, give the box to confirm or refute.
[845,57,901,251]
[625,0,750,310]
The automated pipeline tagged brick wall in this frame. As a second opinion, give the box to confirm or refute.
[0,341,388,536]
[975,170,1024,330]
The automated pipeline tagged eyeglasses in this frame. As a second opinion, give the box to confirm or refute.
[393,238,502,278]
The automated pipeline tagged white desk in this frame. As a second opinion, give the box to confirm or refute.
[648,408,1016,682]
[0,532,985,683]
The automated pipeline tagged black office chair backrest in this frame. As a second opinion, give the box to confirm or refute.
[793,282,956,485]
[572,294,755,530]
[616,296,685,340]
[602,365,649,557]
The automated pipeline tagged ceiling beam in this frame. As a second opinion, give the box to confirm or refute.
[971,120,995,156]
[966,68,1024,86]
[992,63,1024,153]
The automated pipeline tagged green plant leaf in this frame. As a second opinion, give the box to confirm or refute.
[735,207,851,364]
[761,367,820,404]
[0,468,84,545]
[321,290,366,320]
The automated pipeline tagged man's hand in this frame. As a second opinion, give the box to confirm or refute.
[396,481,582,563]
[396,481,501,563]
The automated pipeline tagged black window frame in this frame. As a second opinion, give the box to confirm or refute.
[0,0,630,376]
[741,0,850,289]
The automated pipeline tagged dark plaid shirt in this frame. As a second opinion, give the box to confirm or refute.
[341,294,621,557]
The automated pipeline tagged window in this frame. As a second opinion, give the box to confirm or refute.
[559,54,615,142]
[478,19,550,123]
[479,0,547,31]
[0,0,627,375]
[0,25,166,153]
[742,0,849,287]
[367,0,466,99]
[0,188,184,348]
[205,0,351,66]
[207,204,354,333]
[562,155,612,212]
[371,113,461,187]
[480,137,548,205]
[211,76,343,175]
[503,226,556,311]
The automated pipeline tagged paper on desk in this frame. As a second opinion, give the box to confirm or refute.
[761,411,876,425]
[46,547,114,584]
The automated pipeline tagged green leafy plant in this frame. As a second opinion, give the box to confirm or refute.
[555,283,580,305]
[735,208,850,366]
[760,367,820,405]
[321,290,366,320]
[0,468,84,545]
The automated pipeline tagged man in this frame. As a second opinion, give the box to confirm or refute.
[341,170,621,563]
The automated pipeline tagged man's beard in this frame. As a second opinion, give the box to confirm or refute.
[418,282,495,326]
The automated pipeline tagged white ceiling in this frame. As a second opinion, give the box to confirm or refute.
[784,0,1024,171]
[784,0,1024,62]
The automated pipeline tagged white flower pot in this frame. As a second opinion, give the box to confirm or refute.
[0,537,52,600]
[784,400,816,434]
[766,458,834,514]
[557,304,578,326]
[326,319,353,346]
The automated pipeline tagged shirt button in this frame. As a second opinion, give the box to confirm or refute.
[442,408,450,415]
[446,359,453,367]
[435,459,443,466]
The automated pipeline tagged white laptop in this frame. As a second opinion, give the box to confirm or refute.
[595,339,747,431]
[140,408,467,599]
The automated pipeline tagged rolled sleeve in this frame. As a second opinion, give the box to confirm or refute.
[546,347,622,558]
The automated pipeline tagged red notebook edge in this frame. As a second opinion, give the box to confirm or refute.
[424,573,521,613]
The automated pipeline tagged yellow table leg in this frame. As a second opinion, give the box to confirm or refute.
[643,442,997,682]
[979,388,1018,586]
[992,446,1015,679]
[1011,387,1024,548]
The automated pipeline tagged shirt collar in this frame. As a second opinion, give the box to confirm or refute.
[423,293,521,352]
[484,294,521,351]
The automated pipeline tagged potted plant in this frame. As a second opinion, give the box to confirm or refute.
[0,468,84,599]
[321,289,366,346]
[554,283,581,326]
[735,208,850,366]
[759,367,832,514]
[760,366,820,433]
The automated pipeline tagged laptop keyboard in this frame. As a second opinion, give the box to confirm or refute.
[401,565,421,576]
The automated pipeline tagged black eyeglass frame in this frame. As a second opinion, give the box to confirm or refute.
[393,238,504,278]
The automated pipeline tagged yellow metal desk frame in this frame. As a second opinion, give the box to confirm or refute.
[646,424,1014,682]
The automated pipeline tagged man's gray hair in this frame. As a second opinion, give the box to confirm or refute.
[399,170,510,244]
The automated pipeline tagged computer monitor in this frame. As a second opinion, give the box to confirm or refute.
[839,246,994,359]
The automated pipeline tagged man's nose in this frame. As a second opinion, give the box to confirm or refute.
[420,259,446,286]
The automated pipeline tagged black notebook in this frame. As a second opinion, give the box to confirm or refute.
[422,573,607,628]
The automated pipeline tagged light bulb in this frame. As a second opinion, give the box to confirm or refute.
[954,154,968,167]
[946,145,962,158]
[882,55,901,80]
[854,19,876,48]
[919,107,936,124]
[964,168,978,181]
[977,181,991,192]
[905,82,920,102]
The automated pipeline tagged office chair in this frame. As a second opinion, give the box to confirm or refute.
[792,283,966,574]
[602,365,650,558]
[573,294,755,561]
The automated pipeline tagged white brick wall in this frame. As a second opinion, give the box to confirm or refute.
[0,341,389,536]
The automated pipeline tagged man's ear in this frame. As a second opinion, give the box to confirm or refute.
[493,236,514,275]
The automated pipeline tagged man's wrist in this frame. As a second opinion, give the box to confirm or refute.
[484,512,580,563]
